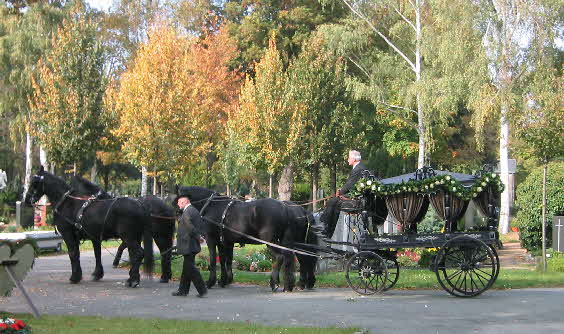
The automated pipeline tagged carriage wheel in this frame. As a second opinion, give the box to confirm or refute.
[382,257,400,291]
[345,251,388,295]
[435,236,498,298]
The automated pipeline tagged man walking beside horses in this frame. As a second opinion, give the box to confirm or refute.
[172,195,208,298]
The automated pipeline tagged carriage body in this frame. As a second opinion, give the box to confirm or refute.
[324,166,503,298]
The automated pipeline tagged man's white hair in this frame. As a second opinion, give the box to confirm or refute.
[349,150,361,161]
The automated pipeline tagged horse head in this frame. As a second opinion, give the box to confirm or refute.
[25,166,47,205]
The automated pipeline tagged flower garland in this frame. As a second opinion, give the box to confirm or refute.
[0,318,31,334]
[351,173,504,201]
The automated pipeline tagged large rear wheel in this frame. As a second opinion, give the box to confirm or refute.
[435,236,498,297]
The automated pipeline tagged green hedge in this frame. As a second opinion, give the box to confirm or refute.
[547,252,564,272]
[513,162,564,252]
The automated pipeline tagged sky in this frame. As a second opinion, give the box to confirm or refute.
[86,0,112,12]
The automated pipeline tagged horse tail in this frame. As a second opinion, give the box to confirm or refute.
[142,206,154,277]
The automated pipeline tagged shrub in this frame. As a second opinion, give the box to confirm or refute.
[418,209,443,233]
[195,254,209,270]
[291,182,310,202]
[418,248,438,268]
[547,251,564,272]
[513,162,564,252]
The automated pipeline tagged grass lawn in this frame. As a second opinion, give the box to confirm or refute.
[0,313,358,334]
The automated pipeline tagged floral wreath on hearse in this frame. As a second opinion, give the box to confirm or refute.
[351,172,504,201]
[0,317,31,333]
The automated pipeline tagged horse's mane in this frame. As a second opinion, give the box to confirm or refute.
[71,176,111,198]
[177,186,214,202]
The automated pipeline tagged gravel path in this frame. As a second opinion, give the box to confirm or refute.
[2,249,564,334]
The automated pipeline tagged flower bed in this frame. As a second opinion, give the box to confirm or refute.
[0,318,31,333]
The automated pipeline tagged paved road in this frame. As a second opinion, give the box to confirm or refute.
[2,250,563,334]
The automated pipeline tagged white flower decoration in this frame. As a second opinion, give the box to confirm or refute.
[367,180,373,186]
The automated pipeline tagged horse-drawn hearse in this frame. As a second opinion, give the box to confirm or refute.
[25,164,502,299]
[297,165,503,298]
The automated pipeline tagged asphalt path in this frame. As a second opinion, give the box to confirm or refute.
[1,249,563,334]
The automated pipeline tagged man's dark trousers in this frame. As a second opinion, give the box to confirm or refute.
[178,253,206,294]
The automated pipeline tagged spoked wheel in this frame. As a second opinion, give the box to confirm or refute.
[382,257,400,291]
[435,236,498,298]
[345,251,388,295]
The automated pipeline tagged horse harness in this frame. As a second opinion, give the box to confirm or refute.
[198,193,236,243]
[52,189,117,241]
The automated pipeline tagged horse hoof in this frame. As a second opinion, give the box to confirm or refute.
[112,263,119,268]
[69,279,80,284]
[159,278,169,283]
[92,275,103,281]
[128,280,140,288]
[271,284,280,292]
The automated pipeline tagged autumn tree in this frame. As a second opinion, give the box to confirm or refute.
[30,2,107,175]
[113,23,208,194]
[187,27,241,187]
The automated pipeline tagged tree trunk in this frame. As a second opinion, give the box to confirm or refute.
[153,167,157,195]
[498,106,511,234]
[39,146,49,171]
[91,159,98,183]
[311,163,319,211]
[541,163,548,272]
[277,162,294,201]
[269,174,273,198]
[330,162,337,195]
[226,184,231,197]
[415,0,425,169]
[141,166,147,196]
[73,162,77,176]
[22,131,33,202]
[103,170,109,190]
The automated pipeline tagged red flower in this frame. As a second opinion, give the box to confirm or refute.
[10,323,21,330]
[15,320,25,328]
[0,323,7,329]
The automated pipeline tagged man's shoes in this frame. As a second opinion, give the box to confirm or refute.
[172,290,188,297]
[197,289,208,298]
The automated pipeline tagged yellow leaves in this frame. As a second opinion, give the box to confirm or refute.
[113,23,241,175]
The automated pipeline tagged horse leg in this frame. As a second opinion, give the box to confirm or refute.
[224,243,234,285]
[300,254,317,290]
[206,239,218,289]
[218,243,229,288]
[125,238,143,288]
[154,235,172,283]
[296,254,307,290]
[282,250,296,292]
[91,239,104,281]
[62,229,83,284]
[269,247,283,292]
[112,241,127,268]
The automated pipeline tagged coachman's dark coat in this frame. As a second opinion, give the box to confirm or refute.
[176,204,205,255]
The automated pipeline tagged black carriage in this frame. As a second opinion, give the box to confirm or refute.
[310,166,503,298]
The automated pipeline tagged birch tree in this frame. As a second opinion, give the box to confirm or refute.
[0,2,64,200]
[471,0,562,233]
[331,0,428,168]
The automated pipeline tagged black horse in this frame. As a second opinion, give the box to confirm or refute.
[174,186,318,292]
[25,167,153,287]
[70,176,176,283]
